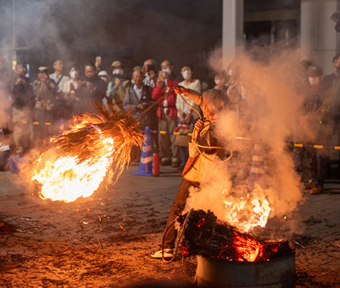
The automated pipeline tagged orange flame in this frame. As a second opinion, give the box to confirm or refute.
[223,187,271,233]
[32,137,115,203]
[31,112,143,203]
[232,231,264,262]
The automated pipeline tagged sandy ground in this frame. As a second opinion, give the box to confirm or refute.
[0,163,340,287]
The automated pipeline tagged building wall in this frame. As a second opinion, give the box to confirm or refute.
[300,0,338,74]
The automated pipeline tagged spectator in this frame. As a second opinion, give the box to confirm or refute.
[175,65,201,170]
[323,54,340,88]
[95,56,104,73]
[0,128,11,171]
[152,70,179,167]
[49,60,70,96]
[63,66,81,121]
[98,70,110,84]
[302,65,330,195]
[106,61,130,113]
[123,70,157,162]
[11,62,35,156]
[142,59,157,88]
[32,67,58,148]
[75,63,107,115]
[160,60,182,83]
[214,70,228,93]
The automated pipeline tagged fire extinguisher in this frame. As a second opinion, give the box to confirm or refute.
[153,147,160,177]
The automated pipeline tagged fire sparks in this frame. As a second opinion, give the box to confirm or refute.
[223,187,271,233]
[32,109,143,203]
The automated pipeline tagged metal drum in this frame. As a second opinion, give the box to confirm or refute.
[196,254,295,288]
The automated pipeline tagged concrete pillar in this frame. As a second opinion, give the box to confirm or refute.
[300,0,338,74]
[222,0,244,70]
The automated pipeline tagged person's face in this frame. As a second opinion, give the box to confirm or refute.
[142,60,153,74]
[38,72,48,80]
[308,75,321,87]
[132,71,143,87]
[161,61,172,72]
[54,60,63,72]
[181,66,192,80]
[85,66,95,78]
[16,64,25,76]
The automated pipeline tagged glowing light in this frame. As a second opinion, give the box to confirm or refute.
[31,111,143,203]
[223,188,271,233]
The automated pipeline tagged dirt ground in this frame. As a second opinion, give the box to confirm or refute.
[0,164,340,288]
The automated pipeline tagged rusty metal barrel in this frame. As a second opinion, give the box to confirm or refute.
[196,254,295,288]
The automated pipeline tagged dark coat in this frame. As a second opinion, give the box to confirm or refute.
[123,84,157,130]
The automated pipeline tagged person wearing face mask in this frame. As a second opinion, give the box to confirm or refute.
[106,61,130,113]
[160,60,183,84]
[301,65,331,195]
[214,70,228,93]
[62,66,81,120]
[175,65,201,171]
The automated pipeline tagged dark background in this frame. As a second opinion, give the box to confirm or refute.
[0,0,301,83]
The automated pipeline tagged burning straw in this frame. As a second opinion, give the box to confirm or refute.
[32,107,144,203]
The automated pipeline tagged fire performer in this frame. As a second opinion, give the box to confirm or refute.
[151,87,229,259]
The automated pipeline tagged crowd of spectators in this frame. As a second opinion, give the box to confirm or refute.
[0,54,339,197]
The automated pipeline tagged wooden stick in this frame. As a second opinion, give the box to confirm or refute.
[135,85,178,120]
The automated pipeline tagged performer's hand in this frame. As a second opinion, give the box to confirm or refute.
[174,85,189,95]
[192,119,204,142]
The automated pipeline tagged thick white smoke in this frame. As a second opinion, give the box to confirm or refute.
[185,45,310,238]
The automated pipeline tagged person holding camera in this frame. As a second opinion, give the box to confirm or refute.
[11,62,35,156]
[32,66,58,148]
[123,70,157,162]
[106,61,130,113]
[75,63,107,116]
[142,59,157,88]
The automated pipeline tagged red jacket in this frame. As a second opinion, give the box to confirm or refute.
[152,79,178,118]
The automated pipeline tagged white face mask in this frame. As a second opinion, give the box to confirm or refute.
[162,68,171,75]
[309,77,320,86]
[215,80,223,86]
[228,69,233,76]
[182,70,192,80]
[70,71,78,79]
[113,69,124,75]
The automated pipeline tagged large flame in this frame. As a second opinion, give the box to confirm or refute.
[223,186,271,233]
[32,139,114,203]
[31,110,143,203]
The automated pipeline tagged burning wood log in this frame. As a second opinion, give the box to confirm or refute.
[181,210,294,262]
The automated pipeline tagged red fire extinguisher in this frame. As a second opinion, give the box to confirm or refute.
[153,150,160,177]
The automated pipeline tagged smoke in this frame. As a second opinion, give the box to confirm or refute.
[184,44,313,239]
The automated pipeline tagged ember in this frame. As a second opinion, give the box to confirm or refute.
[182,210,294,262]
[31,108,143,203]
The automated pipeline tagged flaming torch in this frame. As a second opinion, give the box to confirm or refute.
[31,109,143,203]
[32,86,179,203]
